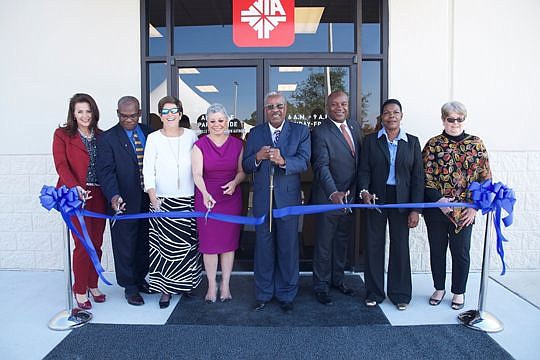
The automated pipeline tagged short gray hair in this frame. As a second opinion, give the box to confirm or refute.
[117,96,139,109]
[206,103,229,120]
[441,101,467,119]
[264,91,284,104]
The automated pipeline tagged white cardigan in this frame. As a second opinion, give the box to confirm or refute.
[143,129,198,198]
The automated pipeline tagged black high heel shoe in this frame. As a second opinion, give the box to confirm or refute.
[451,294,465,310]
[429,290,446,306]
[159,293,171,309]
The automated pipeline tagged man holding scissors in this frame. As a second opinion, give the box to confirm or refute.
[358,99,424,311]
[96,96,154,306]
[310,91,361,306]
[242,91,311,314]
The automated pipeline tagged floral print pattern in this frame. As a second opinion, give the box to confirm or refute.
[423,134,491,231]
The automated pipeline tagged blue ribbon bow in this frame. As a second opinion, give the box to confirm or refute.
[469,179,516,274]
[40,185,112,285]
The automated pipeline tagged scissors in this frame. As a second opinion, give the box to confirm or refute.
[204,197,215,224]
[372,193,382,214]
[80,189,90,209]
[111,203,123,228]
[342,190,352,214]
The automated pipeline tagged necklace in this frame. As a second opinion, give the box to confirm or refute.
[78,128,94,140]
[166,135,181,190]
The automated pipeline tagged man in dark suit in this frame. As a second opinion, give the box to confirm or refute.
[358,99,424,311]
[243,91,311,314]
[96,96,153,306]
[310,91,361,305]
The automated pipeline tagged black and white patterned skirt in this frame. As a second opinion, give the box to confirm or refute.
[148,196,202,294]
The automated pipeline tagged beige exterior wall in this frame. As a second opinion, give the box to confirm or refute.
[389,0,540,272]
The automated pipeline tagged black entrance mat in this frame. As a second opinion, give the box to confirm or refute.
[45,323,512,360]
[166,274,389,326]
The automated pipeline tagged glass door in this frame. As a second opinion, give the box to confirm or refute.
[267,61,359,269]
[173,60,263,268]
[172,59,360,270]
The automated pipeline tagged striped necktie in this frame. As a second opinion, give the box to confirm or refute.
[273,129,281,147]
[132,131,144,188]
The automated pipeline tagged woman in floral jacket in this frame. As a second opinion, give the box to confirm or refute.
[422,101,491,310]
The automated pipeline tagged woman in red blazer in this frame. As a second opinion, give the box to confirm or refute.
[52,93,107,309]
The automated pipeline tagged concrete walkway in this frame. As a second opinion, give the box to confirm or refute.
[1,270,539,359]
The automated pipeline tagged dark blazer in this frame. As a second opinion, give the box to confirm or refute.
[310,119,361,205]
[242,121,311,216]
[53,128,99,188]
[357,131,424,212]
[96,123,152,214]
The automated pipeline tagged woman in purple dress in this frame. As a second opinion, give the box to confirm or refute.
[192,104,245,303]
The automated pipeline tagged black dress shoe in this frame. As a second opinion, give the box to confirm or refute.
[315,292,333,305]
[332,284,355,296]
[159,294,171,309]
[280,301,293,314]
[138,282,157,294]
[365,299,377,307]
[253,301,267,311]
[181,291,197,300]
[125,293,144,306]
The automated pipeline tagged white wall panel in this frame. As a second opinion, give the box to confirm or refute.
[0,0,141,155]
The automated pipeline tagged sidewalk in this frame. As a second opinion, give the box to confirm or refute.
[1,270,539,359]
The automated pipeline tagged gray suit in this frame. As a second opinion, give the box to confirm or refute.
[310,118,361,293]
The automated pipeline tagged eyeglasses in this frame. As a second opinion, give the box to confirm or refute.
[160,108,181,115]
[445,117,465,123]
[118,112,139,120]
[265,103,285,110]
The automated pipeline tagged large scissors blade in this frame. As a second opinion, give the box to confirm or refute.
[111,204,122,228]
[343,190,352,213]
[372,194,382,214]
[204,207,211,224]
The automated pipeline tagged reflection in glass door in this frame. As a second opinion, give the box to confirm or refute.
[170,66,257,137]
[269,66,350,129]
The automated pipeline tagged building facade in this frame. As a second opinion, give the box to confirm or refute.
[1,0,539,272]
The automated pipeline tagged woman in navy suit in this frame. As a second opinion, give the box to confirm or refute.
[52,93,107,310]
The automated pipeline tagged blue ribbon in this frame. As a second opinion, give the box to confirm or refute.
[41,180,515,278]
[40,185,112,285]
[470,179,516,274]
[273,202,475,218]
[81,209,265,226]
[40,185,266,283]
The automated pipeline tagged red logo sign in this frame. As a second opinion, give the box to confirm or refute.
[233,0,295,47]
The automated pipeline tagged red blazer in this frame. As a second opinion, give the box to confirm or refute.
[52,128,100,189]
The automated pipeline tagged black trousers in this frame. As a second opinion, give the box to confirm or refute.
[364,186,411,304]
[425,215,473,294]
[111,195,150,295]
[312,210,354,293]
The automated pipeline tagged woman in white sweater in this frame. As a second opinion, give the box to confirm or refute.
[143,96,202,309]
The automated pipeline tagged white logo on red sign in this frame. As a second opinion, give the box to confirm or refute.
[233,0,295,47]
[240,0,286,39]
